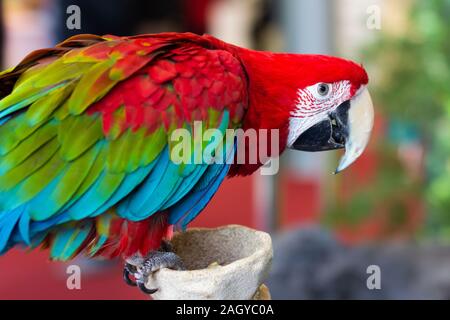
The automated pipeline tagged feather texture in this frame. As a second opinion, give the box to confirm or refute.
[0,32,248,259]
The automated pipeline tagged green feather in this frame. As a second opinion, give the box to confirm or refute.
[30,59,91,89]
[64,144,107,207]
[0,85,61,119]
[0,121,57,174]
[58,114,103,161]
[13,151,65,209]
[106,129,137,173]
[13,63,49,88]
[123,128,147,172]
[88,212,113,256]
[67,58,118,115]
[0,138,59,192]
[25,81,75,126]
[0,59,90,117]
[139,127,167,166]
[106,106,126,140]
[0,113,48,155]
[28,143,101,220]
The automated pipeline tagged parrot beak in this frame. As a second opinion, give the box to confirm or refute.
[291,87,374,173]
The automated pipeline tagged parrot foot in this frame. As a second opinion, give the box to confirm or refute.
[123,242,185,295]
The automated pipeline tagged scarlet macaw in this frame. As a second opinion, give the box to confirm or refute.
[0,33,373,294]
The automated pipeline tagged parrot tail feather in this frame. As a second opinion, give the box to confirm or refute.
[92,211,173,259]
[31,211,172,261]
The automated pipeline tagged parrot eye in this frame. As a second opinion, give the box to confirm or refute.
[317,83,331,97]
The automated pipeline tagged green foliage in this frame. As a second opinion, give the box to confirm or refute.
[323,142,421,232]
[363,0,450,133]
[426,119,450,237]
[325,0,450,239]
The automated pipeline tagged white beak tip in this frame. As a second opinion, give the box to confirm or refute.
[333,87,374,175]
[333,162,349,175]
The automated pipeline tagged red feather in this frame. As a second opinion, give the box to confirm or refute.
[29,32,369,259]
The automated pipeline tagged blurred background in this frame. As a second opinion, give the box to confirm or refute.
[0,0,449,299]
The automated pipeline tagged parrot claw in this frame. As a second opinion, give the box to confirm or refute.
[138,281,158,295]
[123,263,137,286]
[123,243,186,296]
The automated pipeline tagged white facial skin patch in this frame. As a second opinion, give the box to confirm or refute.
[287,80,352,147]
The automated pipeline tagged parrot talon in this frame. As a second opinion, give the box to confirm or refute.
[125,249,186,296]
[137,281,158,295]
[123,264,137,287]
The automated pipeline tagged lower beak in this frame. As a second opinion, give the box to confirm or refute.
[291,88,374,173]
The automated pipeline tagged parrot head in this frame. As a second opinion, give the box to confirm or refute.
[232,48,374,174]
[285,55,373,173]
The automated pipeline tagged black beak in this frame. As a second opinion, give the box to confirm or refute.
[292,100,350,152]
[291,87,374,173]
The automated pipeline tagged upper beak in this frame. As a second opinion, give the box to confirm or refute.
[291,87,374,173]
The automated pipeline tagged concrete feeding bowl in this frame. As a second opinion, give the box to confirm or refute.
[146,225,273,300]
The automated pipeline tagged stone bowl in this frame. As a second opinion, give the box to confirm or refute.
[146,225,273,300]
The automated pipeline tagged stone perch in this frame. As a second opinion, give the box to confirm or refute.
[146,225,273,300]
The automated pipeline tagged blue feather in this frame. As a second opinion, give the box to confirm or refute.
[10,211,69,245]
[168,140,235,228]
[90,160,159,217]
[0,206,25,252]
[18,211,31,245]
[26,143,101,220]
[29,231,48,249]
[26,173,65,221]
[127,161,183,219]
[161,164,208,209]
[63,171,125,220]
[50,221,93,260]
[168,163,227,228]
[181,162,230,229]
[118,146,172,220]
[28,213,69,236]
[0,107,236,254]
[0,115,11,126]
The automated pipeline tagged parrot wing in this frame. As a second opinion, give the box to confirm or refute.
[0,33,248,258]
